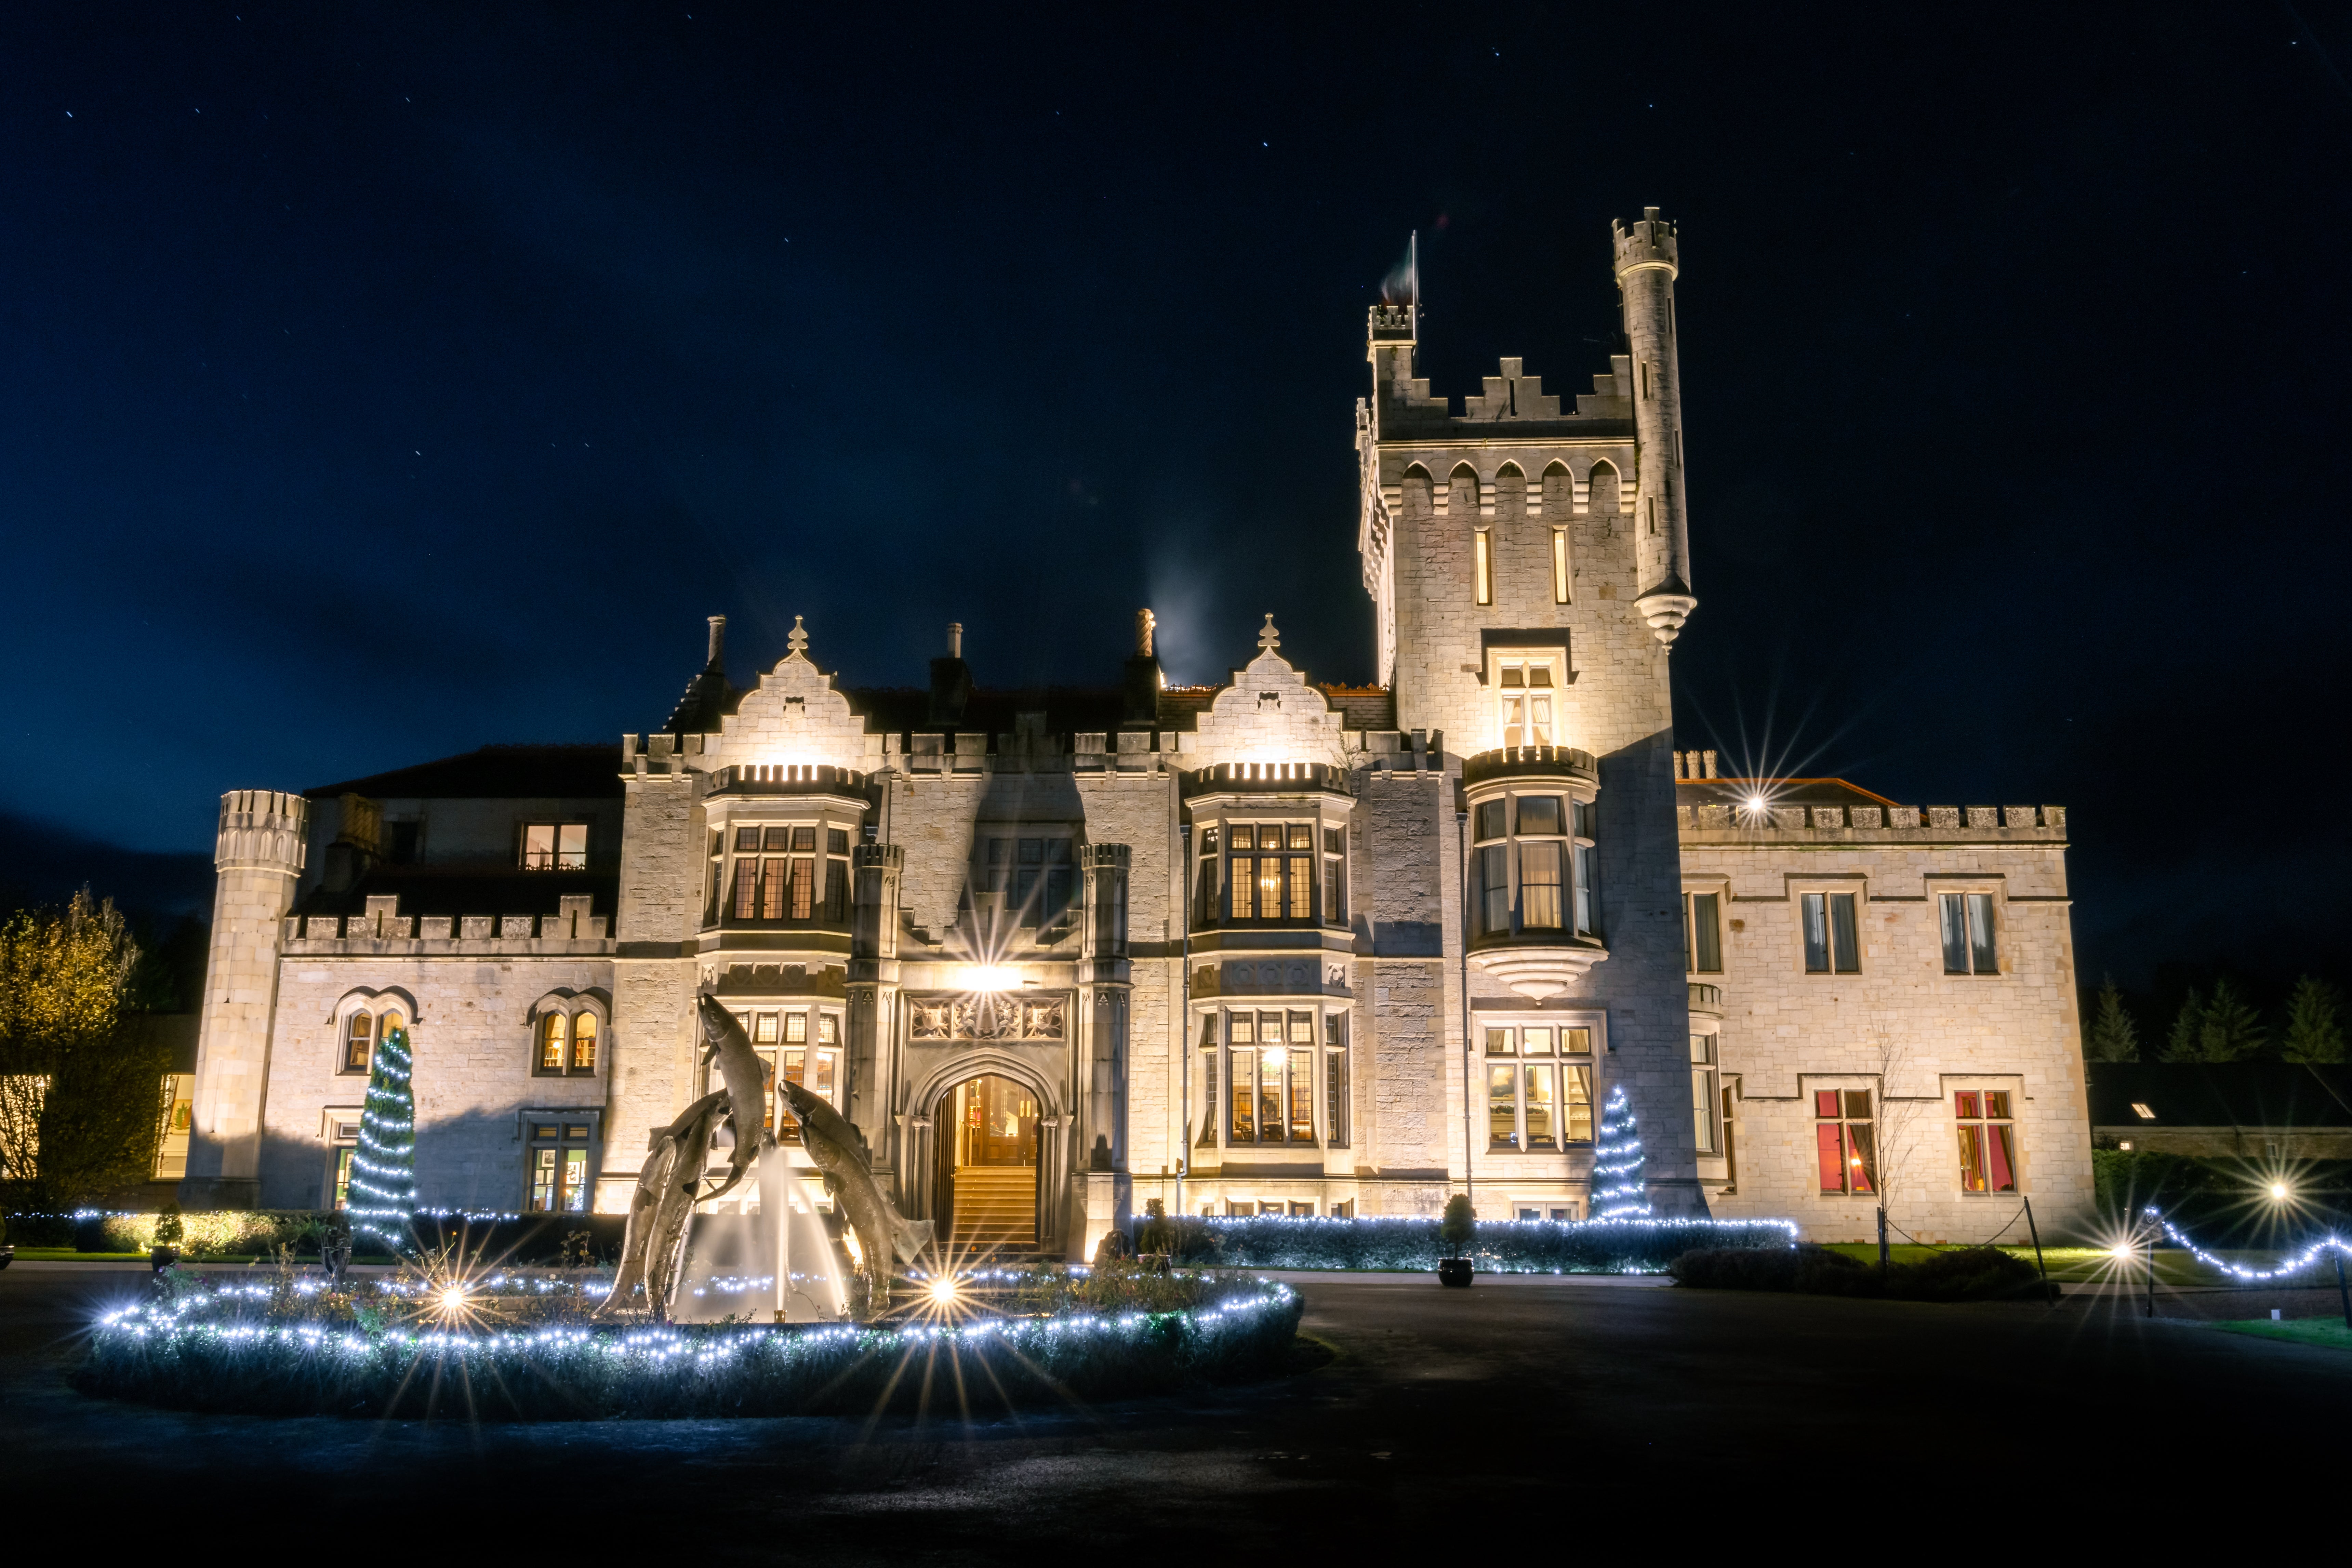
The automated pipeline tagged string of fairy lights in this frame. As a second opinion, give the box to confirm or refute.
[2140,1207,2352,1282]
[346,1026,419,1248]
[1591,1084,1652,1219]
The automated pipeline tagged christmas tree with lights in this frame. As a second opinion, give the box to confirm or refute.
[1592,1083,1651,1218]
[347,1024,419,1251]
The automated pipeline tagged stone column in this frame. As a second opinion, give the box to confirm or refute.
[182,789,308,1209]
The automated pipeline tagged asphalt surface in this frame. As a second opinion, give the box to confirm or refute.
[3,1262,2346,1552]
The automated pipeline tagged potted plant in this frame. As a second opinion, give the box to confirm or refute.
[150,1200,184,1272]
[1437,1194,1475,1287]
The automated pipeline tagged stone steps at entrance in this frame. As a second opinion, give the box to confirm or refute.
[949,1166,1037,1259]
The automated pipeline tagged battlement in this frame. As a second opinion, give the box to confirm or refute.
[215,789,310,872]
[1462,745,1600,790]
[705,763,879,802]
[1367,303,1413,344]
[1611,206,1679,280]
[285,892,613,954]
[1180,760,1353,799]
[1676,803,2068,840]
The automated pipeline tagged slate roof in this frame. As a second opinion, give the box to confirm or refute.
[1676,777,1900,808]
[2085,1062,2352,1131]
[307,745,624,801]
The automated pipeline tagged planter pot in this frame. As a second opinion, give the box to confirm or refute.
[150,1247,179,1273]
[1437,1258,1473,1287]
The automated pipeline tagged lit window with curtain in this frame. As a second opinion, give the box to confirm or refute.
[1802,892,1861,973]
[1690,1034,1717,1154]
[1322,827,1347,926]
[343,1011,375,1073]
[537,1013,568,1074]
[1571,799,1598,936]
[1954,1090,2018,1194]
[1683,891,1722,973]
[1474,800,1511,935]
[1498,660,1555,748]
[1814,1090,1876,1194]
[1940,892,1998,975]
[570,1012,597,1073]
[525,1123,593,1213]
[1482,1025,1592,1149]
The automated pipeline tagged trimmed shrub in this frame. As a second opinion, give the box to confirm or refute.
[77,1280,1303,1420]
[1159,1215,1794,1273]
[1671,1243,2050,1302]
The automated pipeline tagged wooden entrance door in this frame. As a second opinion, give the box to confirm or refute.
[964,1075,1039,1166]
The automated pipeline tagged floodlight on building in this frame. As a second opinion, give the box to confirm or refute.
[928,1275,959,1307]
[957,965,1020,992]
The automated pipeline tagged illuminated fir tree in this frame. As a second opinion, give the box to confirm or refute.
[347,1024,418,1250]
[1592,1083,1651,1218]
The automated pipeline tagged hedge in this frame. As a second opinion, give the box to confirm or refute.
[1138,1214,1797,1273]
[1670,1244,2054,1302]
[76,1284,1303,1419]
[7,1209,624,1261]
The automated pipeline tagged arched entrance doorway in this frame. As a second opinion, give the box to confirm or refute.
[930,1074,1040,1259]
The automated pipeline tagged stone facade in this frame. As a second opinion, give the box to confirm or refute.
[181,213,2098,1246]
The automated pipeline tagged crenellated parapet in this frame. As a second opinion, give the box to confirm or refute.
[1677,802,2068,840]
[215,789,310,873]
[284,892,614,954]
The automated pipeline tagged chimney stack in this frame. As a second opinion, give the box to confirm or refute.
[706,615,726,669]
[1135,608,1156,659]
[947,622,963,659]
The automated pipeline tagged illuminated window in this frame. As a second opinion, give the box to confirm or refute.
[520,823,588,871]
[1940,893,1998,975]
[1954,1090,2018,1195]
[1551,527,1570,604]
[1474,529,1494,605]
[343,1011,374,1074]
[2129,1101,2156,1120]
[1481,1026,1593,1149]
[725,822,851,925]
[534,1009,598,1076]
[1322,827,1348,926]
[524,1122,593,1213]
[1802,892,1861,974]
[1222,824,1317,924]
[1814,1090,1876,1195]
[569,1012,597,1072]
[1217,1009,1343,1146]
[328,1118,360,1210]
[1471,793,1595,941]
[537,1013,568,1073]
[1497,660,1555,749]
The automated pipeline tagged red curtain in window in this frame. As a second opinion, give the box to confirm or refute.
[1958,1125,1987,1192]
[1816,1123,1846,1191]
[1986,1124,2017,1192]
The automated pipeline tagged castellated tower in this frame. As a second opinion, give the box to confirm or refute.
[181,789,309,1208]
[1355,211,1706,1212]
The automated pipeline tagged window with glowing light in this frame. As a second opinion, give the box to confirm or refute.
[1814,1089,1876,1195]
[520,823,589,871]
[1217,1008,1344,1146]
[532,1007,599,1076]
[1954,1090,2018,1194]
[1497,660,1556,749]
[1482,1025,1594,1150]
[1470,792,1596,941]
[524,1122,593,1213]
[719,821,853,927]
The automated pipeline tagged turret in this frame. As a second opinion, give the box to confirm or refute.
[1613,207,1698,648]
[182,789,310,1208]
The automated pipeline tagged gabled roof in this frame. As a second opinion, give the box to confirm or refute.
[2086,1062,2352,1131]
[307,745,623,802]
[1676,777,1899,808]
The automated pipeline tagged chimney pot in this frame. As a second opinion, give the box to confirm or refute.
[706,615,726,668]
[947,622,963,659]
[1702,749,1718,779]
[1135,608,1156,659]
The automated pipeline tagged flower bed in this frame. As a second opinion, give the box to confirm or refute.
[1150,1214,1797,1273]
[74,1271,1302,1419]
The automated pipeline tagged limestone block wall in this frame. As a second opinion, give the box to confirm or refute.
[183,790,308,1207]
[605,769,701,1209]
[1358,767,1452,1194]
[1685,813,2094,1241]
[257,951,613,1210]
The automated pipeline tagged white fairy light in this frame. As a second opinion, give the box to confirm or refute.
[2144,1206,2351,1282]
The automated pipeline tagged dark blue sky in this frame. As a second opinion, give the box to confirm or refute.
[4,4,2347,997]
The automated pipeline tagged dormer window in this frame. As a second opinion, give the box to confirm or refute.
[521,823,588,870]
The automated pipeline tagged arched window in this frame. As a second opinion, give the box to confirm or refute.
[537,1013,569,1075]
[343,1012,374,1073]
[570,1012,598,1072]
[1587,460,1621,515]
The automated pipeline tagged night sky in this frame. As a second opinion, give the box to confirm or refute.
[4,5,2348,1013]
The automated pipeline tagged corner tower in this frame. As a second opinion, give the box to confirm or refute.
[1354,211,1707,1214]
[182,788,310,1208]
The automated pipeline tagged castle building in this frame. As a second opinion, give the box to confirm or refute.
[181,212,2095,1250]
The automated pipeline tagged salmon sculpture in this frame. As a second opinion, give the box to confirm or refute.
[596,995,929,1319]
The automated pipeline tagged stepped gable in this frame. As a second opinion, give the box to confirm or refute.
[305,744,623,801]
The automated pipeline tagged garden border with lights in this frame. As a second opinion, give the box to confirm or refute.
[75,1272,1305,1420]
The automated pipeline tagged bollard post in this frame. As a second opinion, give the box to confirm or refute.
[2022,1195,2052,1306]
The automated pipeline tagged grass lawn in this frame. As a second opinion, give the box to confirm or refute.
[2211,1317,2352,1352]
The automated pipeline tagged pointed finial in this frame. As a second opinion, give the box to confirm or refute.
[787,615,809,655]
[1257,613,1281,654]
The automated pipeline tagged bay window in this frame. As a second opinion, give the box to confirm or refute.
[720,822,853,926]
[1208,1008,1348,1147]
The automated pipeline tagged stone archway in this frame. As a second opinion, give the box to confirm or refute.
[903,1050,1068,1258]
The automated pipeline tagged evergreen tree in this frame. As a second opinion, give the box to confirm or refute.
[2162,981,2265,1062]
[2084,976,2140,1062]
[1592,1084,1651,1218]
[2282,976,2347,1064]
[347,1024,418,1250]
